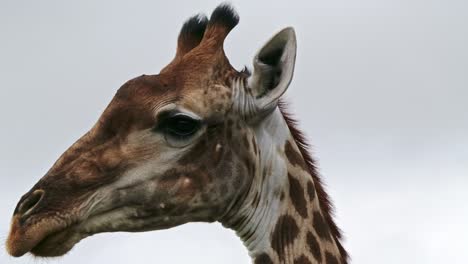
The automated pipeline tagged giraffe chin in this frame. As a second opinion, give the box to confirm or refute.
[29,225,85,257]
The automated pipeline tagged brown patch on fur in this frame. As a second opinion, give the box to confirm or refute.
[279,100,348,263]
[325,251,340,264]
[284,141,308,172]
[255,253,274,264]
[313,211,331,241]
[271,215,299,259]
[294,255,312,264]
[306,231,322,262]
[307,181,316,201]
[287,173,308,218]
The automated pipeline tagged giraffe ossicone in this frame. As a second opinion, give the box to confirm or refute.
[6,4,348,264]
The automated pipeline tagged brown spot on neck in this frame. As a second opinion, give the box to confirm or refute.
[294,255,312,264]
[306,231,322,262]
[306,181,316,201]
[312,211,332,242]
[270,214,299,260]
[254,253,274,264]
[284,141,308,172]
[325,251,340,264]
[287,173,308,218]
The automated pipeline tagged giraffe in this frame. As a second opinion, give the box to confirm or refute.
[6,4,348,264]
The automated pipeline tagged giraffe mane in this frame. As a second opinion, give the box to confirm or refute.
[278,99,350,263]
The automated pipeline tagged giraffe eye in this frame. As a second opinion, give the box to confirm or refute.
[164,115,201,138]
[154,111,203,147]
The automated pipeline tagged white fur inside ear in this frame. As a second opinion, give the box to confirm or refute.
[248,27,297,113]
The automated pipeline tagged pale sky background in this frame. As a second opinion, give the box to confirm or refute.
[1,0,467,263]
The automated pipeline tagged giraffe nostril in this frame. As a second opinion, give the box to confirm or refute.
[17,189,45,217]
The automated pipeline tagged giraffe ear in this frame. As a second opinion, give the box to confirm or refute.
[248,27,297,115]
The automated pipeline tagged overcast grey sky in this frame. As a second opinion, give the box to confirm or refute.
[1,0,467,263]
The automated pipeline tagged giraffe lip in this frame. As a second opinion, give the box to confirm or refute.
[6,214,82,258]
[20,206,125,256]
[29,224,80,257]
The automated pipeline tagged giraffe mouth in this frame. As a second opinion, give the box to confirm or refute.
[26,206,127,257]
[6,213,85,258]
[7,207,123,257]
[6,204,172,257]
[29,224,83,257]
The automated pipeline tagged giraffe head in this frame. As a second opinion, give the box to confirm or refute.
[6,5,297,257]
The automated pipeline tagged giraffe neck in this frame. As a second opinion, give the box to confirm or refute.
[220,108,344,264]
